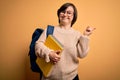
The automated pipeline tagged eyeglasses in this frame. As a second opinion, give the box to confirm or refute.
[60,11,74,16]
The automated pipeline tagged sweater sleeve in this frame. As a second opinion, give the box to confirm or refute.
[35,28,52,62]
[77,35,90,58]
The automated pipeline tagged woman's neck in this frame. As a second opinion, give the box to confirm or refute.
[59,23,71,30]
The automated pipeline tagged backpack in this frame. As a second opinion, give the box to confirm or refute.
[29,25,54,75]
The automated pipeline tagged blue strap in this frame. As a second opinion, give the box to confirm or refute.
[46,25,54,37]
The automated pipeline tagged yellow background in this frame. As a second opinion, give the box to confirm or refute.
[0,0,120,80]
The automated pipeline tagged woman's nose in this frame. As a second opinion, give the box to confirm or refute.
[63,12,67,16]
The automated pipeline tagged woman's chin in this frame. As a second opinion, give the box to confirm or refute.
[61,20,70,24]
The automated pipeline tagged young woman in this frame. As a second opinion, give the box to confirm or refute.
[35,3,95,80]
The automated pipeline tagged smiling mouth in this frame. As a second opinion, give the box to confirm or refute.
[61,17,69,20]
[62,18,68,20]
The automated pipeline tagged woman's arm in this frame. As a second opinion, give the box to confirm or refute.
[77,26,96,58]
[77,35,89,58]
[35,28,52,62]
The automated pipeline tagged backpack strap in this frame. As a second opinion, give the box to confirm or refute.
[46,25,54,37]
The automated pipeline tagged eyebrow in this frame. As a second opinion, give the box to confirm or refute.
[62,10,74,12]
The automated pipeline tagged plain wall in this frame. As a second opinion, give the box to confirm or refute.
[0,0,120,80]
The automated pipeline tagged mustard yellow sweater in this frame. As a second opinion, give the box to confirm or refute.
[35,26,89,80]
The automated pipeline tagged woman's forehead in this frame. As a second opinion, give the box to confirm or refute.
[65,6,74,12]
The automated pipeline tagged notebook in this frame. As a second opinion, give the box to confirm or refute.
[36,35,63,77]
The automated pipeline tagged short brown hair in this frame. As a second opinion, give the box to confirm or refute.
[57,3,78,27]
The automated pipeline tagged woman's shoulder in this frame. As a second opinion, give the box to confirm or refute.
[72,28,82,35]
[69,28,82,39]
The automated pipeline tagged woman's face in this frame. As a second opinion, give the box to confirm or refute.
[59,6,74,25]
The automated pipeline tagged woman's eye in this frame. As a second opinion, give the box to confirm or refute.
[61,11,65,13]
[67,12,72,14]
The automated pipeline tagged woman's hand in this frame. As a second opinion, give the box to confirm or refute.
[49,50,61,64]
[83,26,96,36]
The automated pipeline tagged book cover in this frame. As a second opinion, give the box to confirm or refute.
[36,35,63,77]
